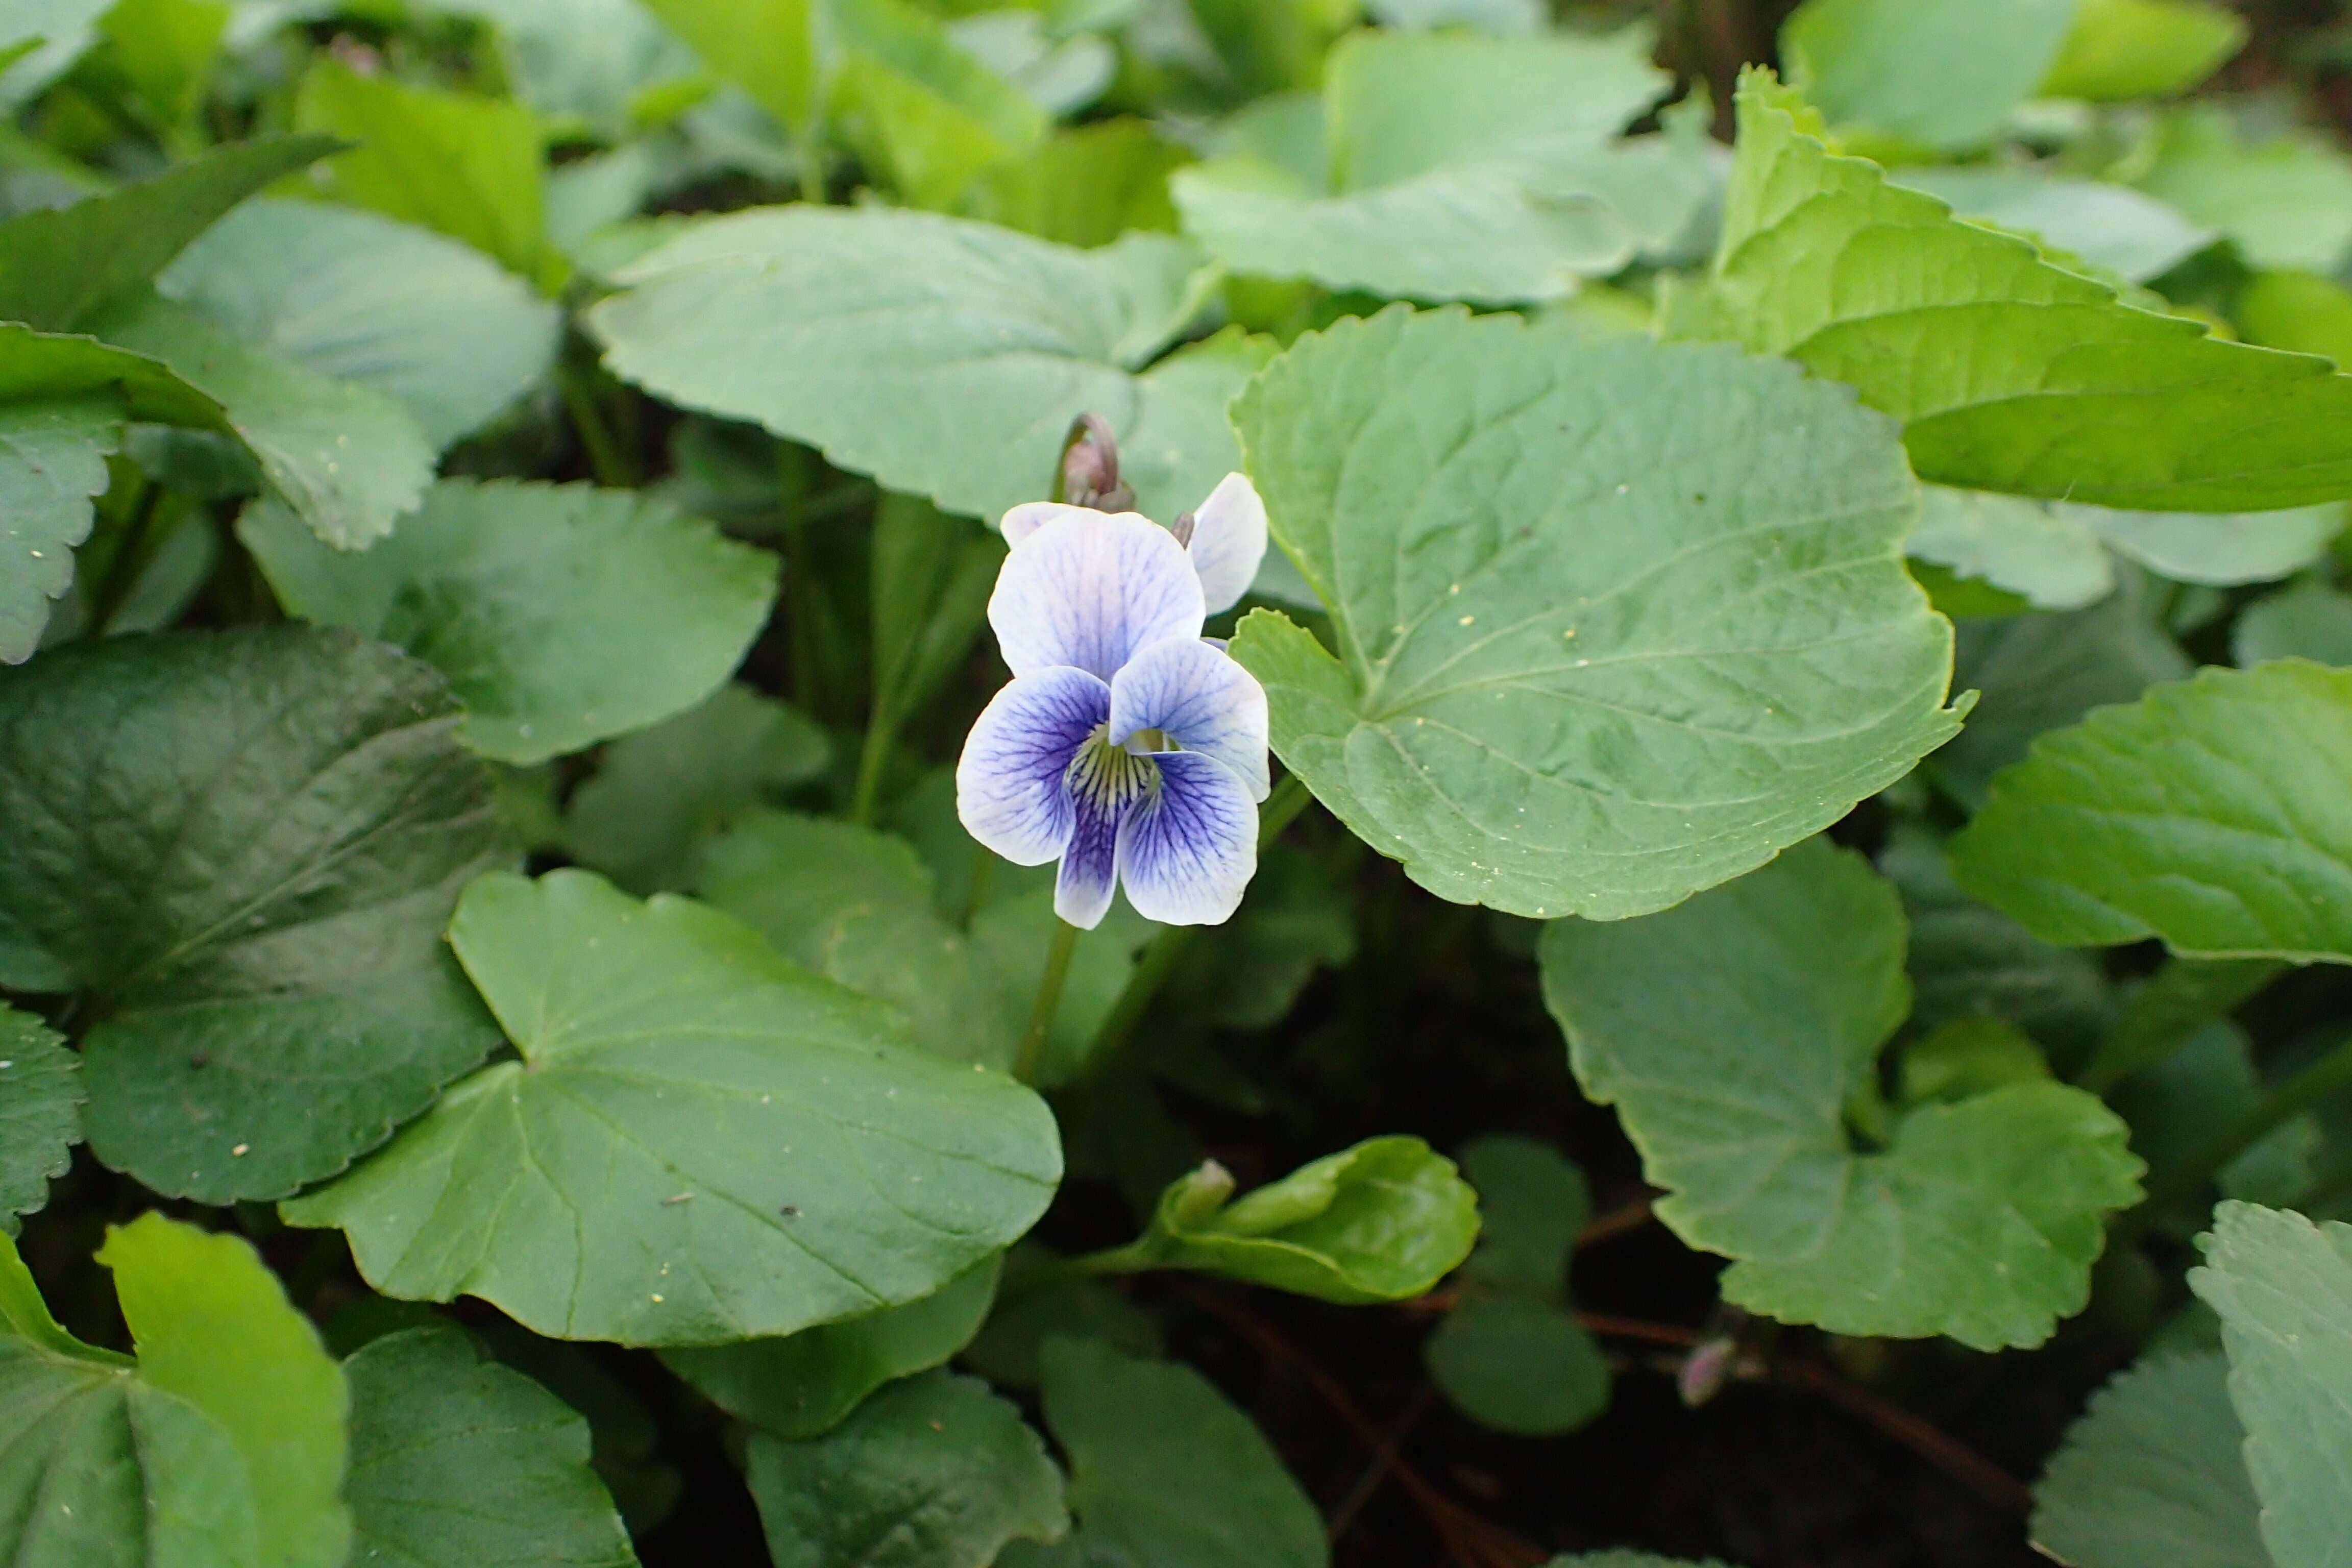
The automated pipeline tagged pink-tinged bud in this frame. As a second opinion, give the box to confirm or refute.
[1057,412,1135,512]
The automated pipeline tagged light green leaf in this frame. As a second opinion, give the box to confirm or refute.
[2032,1350,2263,1568]
[635,0,816,131]
[343,1327,638,1568]
[1781,0,2076,150]
[92,289,436,551]
[2237,268,2352,367]
[1227,305,1962,920]
[1102,1137,1479,1304]
[92,0,228,129]
[1931,579,2190,810]
[281,869,1061,1346]
[2190,1202,2352,1568]
[1540,838,2144,1350]
[0,627,510,1203]
[239,479,777,765]
[0,395,118,664]
[2236,581,2352,668]
[296,58,566,292]
[1035,1337,1326,1568]
[965,119,1190,248]
[2068,502,2342,586]
[1704,71,2352,511]
[565,683,832,894]
[746,1370,1067,1568]
[435,0,699,139]
[158,199,559,449]
[1365,0,1544,34]
[1171,28,1687,305]
[2040,0,2246,100]
[591,209,1233,524]
[2138,105,2352,275]
[0,1009,75,1236]
[0,134,340,333]
[1950,660,2352,962]
[662,1257,998,1440]
[96,1214,351,1568]
[1907,485,2116,611]
[696,812,1022,1070]
[825,0,1048,209]
[0,0,112,108]
[1426,1296,1609,1437]
[1885,166,2214,284]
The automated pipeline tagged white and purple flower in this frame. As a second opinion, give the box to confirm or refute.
[957,476,1272,930]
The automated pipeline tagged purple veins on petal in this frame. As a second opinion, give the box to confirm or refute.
[955,665,1111,865]
[1116,751,1258,926]
[988,509,1205,681]
[1109,635,1271,802]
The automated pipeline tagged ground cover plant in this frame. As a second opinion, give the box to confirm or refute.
[9,0,2352,1563]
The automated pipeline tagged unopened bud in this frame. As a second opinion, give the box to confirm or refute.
[1165,1158,1236,1231]
[1056,412,1134,511]
[1677,1335,1738,1408]
[1170,511,1196,547]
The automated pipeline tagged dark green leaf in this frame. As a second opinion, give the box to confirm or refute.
[1455,1134,1587,1296]
[0,395,117,664]
[0,1008,77,1235]
[2236,581,2352,668]
[966,120,1190,248]
[344,1327,638,1568]
[1228,305,1962,920]
[2031,1350,2263,1568]
[1035,1337,1326,1568]
[565,683,832,894]
[745,1370,1067,1568]
[868,494,1002,748]
[661,1257,999,1439]
[1540,838,2144,1349]
[0,134,340,332]
[1950,660,2352,961]
[240,478,778,764]
[1426,1295,1609,1437]
[282,869,1061,1346]
[0,627,509,1202]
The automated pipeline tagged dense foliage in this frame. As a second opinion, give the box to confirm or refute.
[6,1,2352,1565]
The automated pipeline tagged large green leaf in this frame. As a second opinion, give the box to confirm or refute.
[0,1215,353,1568]
[1781,0,2075,151]
[589,209,1237,524]
[745,1370,1067,1568]
[2031,1351,2263,1568]
[1539,838,2143,1350]
[240,479,778,765]
[0,134,340,332]
[1097,1138,1478,1304]
[92,289,437,551]
[0,1007,76,1235]
[2190,1202,2352,1568]
[295,58,565,292]
[1226,305,1962,920]
[1906,486,2115,612]
[1950,660,2352,963]
[565,683,833,894]
[2237,581,2352,668]
[0,627,510,1203]
[0,395,117,664]
[965,119,1191,248]
[2137,106,2352,276]
[1027,1337,1326,1568]
[1885,166,2214,285]
[1170,29,1694,305]
[2040,0,2246,100]
[158,199,559,449]
[282,869,1061,1346]
[662,1257,999,1440]
[343,1327,638,1568]
[1698,70,2352,511]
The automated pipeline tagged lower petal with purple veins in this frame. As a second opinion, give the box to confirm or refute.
[1056,730,1158,929]
[957,665,1110,865]
[1116,751,1258,926]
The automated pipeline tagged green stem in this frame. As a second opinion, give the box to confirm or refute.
[849,708,896,827]
[960,852,998,930]
[797,119,829,206]
[558,362,636,489]
[1080,773,1315,1072]
[2117,1030,2352,1240]
[1014,918,1084,1084]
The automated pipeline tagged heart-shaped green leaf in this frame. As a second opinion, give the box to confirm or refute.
[2030,1351,2261,1568]
[0,1008,77,1235]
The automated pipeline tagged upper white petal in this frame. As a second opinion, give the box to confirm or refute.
[1186,472,1269,615]
[988,509,1206,681]
[1000,501,1084,546]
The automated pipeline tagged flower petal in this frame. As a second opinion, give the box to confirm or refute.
[1116,751,1258,926]
[1186,473,1268,615]
[956,666,1110,865]
[1056,784,1122,929]
[988,509,1205,680]
[1109,636,1271,802]
[1000,500,1081,546]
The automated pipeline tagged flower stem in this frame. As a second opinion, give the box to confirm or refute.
[2115,1028,2352,1240]
[849,708,894,827]
[1080,773,1315,1073]
[1014,917,1084,1084]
